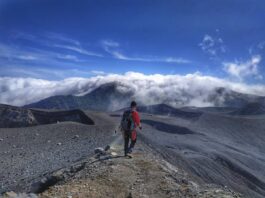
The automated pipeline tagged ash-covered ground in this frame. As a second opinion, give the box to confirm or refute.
[1,104,265,198]
[114,109,265,198]
[0,111,116,193]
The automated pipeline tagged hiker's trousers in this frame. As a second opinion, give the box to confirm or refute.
[124,130,137,155]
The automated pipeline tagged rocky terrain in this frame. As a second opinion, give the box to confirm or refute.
[112,104,265,198]
[2,138,242,198]
[1,103,265,197]
[0,104,94,128]
[38,139,241,198]
[0,110,116,194]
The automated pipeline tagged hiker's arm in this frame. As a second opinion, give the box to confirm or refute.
[133,111,142,130]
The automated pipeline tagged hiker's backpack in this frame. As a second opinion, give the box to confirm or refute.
[121,110,134,132]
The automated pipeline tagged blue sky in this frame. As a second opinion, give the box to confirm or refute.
[0,0,265,82]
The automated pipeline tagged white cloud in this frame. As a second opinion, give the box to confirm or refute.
[199,34,226,56]
[101,39,191,63]
[90,70,107,75]
[0,65,94,80]
[53,44,103,57]
[17,55,38,60]
[165,57,190,64]
[0,43,41,61]
[56,54,83,62]
[7,33,191,64]
[45,32,81,46]
[1,72,265,107]
[0,42,85,63]
[101,40,120,48]
[223,55,263,80]
[13,32,103,59]
[257,41,265,50]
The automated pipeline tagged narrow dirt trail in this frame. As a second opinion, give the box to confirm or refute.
[37,134,242,198]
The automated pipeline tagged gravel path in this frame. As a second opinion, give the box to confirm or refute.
[38,137,241,198]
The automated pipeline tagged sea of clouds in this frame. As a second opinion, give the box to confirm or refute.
[1,72,265,107]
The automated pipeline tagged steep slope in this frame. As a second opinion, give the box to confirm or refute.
[231,102,265,115]
[0,104,37,127]
[207,87,265,108]
[136,112,265,198]
[136,104,203,120]
[0,104,37,128]
[0,104,94,128]
[25,82,134,111]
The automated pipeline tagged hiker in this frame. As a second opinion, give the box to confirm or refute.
[120,101,142,157]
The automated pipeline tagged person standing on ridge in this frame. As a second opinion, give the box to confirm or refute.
[120,101,142,157]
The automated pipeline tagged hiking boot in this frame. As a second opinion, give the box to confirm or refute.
[128,148,133,154]
[125,154,132,158]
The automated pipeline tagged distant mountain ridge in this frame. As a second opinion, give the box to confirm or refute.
[25,82,134,112]
[135,104,202,120]
[25,82,265,112]
[207,87,265,108]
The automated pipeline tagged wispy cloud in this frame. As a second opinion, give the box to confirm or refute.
[257,41,265,50]
[90,70,107,75]
[0,66,64,79]
[248,41,265,56]
[223,55,263,81]
[0,42,84,63]
[0,43,43,61]
[14,32,103,58]
[6,32,191,67]
[164,57,191,64]
[16,55,38,61]
[53,44,103,57]
[101,39,191,64]
[199,33,226,57]
[0,65,93,80]
[15,32,81,47]
[101,40,119,48]
[45,32,81,46]
[56,54,83,62]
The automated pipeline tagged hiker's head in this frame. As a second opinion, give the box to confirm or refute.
[130,101,137,110]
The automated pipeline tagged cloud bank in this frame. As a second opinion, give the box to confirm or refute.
[1,72,265,107]
[223,55,263,81]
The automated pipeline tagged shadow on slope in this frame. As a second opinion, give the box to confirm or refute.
[134,104,203,120]
[230,102,265,115]
[137,111,265,198]
[141,119,195,135]
[31,109,95,126]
